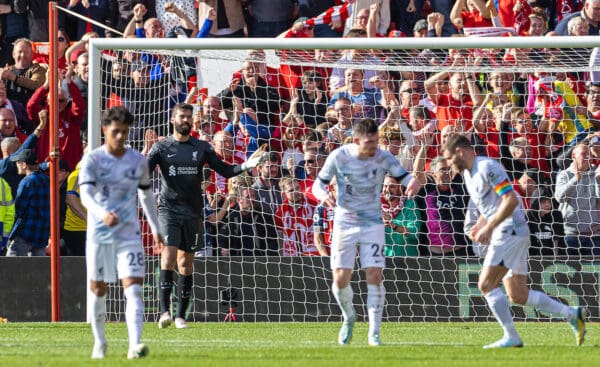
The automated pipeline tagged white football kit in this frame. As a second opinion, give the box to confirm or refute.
[463,156,530,275]
[315,144,413,270]
[80,146,152,282]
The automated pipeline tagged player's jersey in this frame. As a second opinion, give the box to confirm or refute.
[317,144,411,228]
[147,136,242,217]
[79,146,149,245]
[463,156,529,237]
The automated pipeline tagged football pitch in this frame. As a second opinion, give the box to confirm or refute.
[0,322,598,366]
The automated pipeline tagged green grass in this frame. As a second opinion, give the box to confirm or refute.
[0,322,598,366]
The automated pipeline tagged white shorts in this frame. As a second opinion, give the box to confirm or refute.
[330,224,386,270]
[86,241,146,283]
[483,234,529,276]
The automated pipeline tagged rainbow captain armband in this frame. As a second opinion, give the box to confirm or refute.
[494,180,512,196]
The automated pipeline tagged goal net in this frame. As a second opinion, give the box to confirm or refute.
[89,37,600,323]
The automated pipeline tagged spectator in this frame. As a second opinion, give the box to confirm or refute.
[219,58,282,130]
[586,81,600,128]
[0,1,28,66]
[344,0,390,36]
[32,29,70,74]
[555,0,600,35]
[390,0,421,37]
[554,143,600,257]
[299,148,324,204]
[62,158,86,256]
[205,130,244,196]
[450,0,492,30]
[275,176,319,256]
[282,119,307,178]
[0,172,13,255]
[14,0,68,41]
[512,168,545,211]
[65,31,98,66]
[111,0,157,32]
[504,107,552,176]
[329,68,384,122]
[528,190,566,257]
[298,0,342,37]
[252,151,283,214]
[295,70,328,129]
[201,95,228,133]
[472,95,501,159]
[424,69,483,132]
[0,38,46,108]
[329,28,384,93]
[5,148,49,256]
[382,175,422,256]
[0,107,28,148]
[424,156,470,256]
[248,0,298,37]
[505,137,539,181]
[0,109,46,196]
[216,184,279,256]
[69,52,89,136]
[198,0,246,37]
[27,66,85,170]
[428,0,457,36]
[158,0,197,35]
[105,60,171,147]
[327,97,355,149]
[67,0,111,38]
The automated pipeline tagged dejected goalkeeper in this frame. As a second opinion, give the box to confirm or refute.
[147,103,267,329]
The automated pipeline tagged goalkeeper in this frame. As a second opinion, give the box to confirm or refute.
[147,103,267,329]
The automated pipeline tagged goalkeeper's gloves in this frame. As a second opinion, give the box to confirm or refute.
[241,151,268,171]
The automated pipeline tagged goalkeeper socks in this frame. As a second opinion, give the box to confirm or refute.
[525,290,574,320]
[484,288,520,340]
[332,284,355,321]
[176,274,193,319]
[367,283,385,336]
[124,284,143,349]
[159,269,174,314]
[91,293,107,346]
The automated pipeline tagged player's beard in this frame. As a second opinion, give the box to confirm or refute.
[175,122,192,136]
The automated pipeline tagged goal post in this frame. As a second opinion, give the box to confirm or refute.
[88,36,600,323]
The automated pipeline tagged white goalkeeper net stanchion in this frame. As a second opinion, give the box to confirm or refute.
[89,36,600,323]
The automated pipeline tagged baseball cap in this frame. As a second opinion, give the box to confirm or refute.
[130,60,150,72]
[10,149,38,165]
[413,19,428,33]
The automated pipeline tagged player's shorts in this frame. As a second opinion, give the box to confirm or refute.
[159,210,203,253]
[483,232,529,276]
[86,241,145,283]
[330,224,385,270]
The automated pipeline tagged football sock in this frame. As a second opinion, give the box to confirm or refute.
[91,293,107,346]
[159,270,174,314]
[367,283,385,336]
[176,275,193,319]
[484,288,520,340]
[124,284,143,349]
[332,284,355,321]
[525,290,575,320]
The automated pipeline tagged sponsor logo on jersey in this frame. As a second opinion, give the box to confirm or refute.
[169,165,176,176]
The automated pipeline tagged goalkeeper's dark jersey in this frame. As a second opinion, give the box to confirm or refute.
[147,136,243,217]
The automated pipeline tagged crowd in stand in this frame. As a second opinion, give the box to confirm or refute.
[0,0,600,258]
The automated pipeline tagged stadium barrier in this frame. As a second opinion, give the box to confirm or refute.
[1,257,597,322]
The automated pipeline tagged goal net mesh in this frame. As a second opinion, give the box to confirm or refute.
[91,38,600,322]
